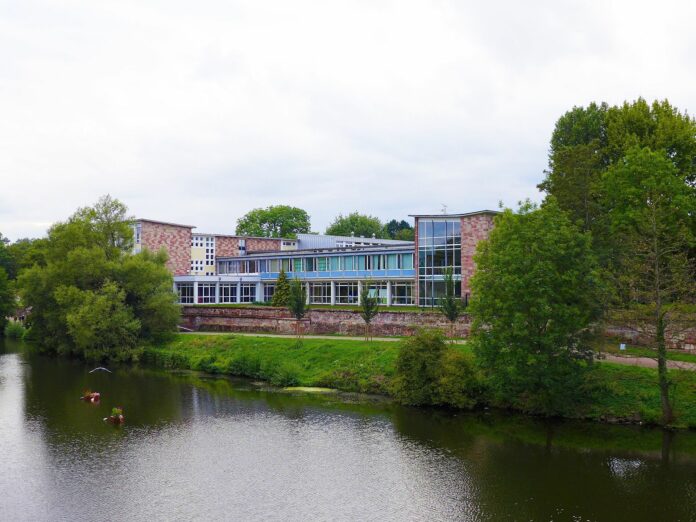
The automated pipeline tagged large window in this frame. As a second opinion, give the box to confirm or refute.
[177,283,194,304]
[391,281,414,305]
[220,283,236,303]
[263,284,275,302]
[309,282,331,304]
[418,219,462,306]
[336,282,358,304]
[197,283,216,304]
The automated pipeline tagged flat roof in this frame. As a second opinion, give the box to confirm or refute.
[196,233,284,241]
[217,243,414,260]
[136,218,196,229]
[408,210,499,218]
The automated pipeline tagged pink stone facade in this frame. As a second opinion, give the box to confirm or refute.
[216,236,282,257]
[460,213,496,295]
[140,221,192,276]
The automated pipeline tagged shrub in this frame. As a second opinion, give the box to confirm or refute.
[391,329,448,405]
[4,321,27,340]
[437,350,485,409]
[392,329,483,409]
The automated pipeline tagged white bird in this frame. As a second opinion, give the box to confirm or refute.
[89,367,112,373]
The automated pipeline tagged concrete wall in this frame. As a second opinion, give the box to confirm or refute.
[181,306,471,337]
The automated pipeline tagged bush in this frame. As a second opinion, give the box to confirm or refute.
[437,350,485,409]
[3,321,27,340]
[392,329,484,409]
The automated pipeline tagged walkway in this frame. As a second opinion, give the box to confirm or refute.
[601,354,696,371]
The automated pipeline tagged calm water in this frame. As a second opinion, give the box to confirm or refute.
[2,340,696,521]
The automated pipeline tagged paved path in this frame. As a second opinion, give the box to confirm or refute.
[601,354,696,371]
[179,332,696,370]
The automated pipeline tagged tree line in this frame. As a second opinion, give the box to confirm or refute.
[234,206,414,241]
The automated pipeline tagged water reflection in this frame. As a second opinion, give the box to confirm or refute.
[2,339,696,521]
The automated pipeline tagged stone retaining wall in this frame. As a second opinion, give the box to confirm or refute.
[181,306,471,337]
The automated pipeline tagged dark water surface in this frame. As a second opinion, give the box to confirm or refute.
[2,340,696,521]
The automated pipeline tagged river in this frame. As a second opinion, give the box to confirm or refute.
[1,339,696,521]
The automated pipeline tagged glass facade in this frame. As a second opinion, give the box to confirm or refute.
[263,284,275,302]
[418,219,462,306]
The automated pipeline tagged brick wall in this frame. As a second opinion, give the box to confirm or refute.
[215,236,282,257]
[460,214,495,296]
[140,221,192,276]
[181,306,471,337]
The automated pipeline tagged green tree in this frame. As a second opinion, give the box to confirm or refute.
[6,238,48,278]
[469,199,604,415]
[438,268,463,340]
[0,268,14,332]
[18,196,180,360]
[602,147,696,424]
[288,278,309,338]
[539,99,696,264]
[359,281,380,341]
[271,268,291,306]
[383,219,414,240]
[0,233,15,279]
[56,281,141,361]
[235,205,311,238]
[326,212,384,238]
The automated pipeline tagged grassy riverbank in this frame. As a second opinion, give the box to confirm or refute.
[143,334,696,428]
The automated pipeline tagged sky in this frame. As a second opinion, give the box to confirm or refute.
[2,0,696,240]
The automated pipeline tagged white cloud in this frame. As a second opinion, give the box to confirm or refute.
[1,0,695,239]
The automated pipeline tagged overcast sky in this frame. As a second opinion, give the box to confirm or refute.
[1,0,695,240]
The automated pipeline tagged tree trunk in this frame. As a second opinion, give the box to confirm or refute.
[656,312,673,425]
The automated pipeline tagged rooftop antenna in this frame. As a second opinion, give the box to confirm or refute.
[441,204,448,215]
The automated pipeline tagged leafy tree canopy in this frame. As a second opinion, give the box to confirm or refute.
[235,205,310,239]
[18,195,179,361]
[469,198,604,415]
[0,268,14,332]
[326,212,384,238]
[539,98,696,240]
[383,219,414,240]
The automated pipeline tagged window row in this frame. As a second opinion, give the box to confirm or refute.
[218,253,414,275]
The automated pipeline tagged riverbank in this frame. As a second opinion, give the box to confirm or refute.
[143,334,696,429]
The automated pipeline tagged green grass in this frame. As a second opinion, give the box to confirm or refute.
[144,334,696,428]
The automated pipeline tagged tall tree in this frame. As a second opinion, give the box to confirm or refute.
[0,267,14,332]
[539,98,696,264]
[602,147,696,425]
[235,205,310,238]
[326,212,384,238]
[18,196,179,360]
[469,199,604,415]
